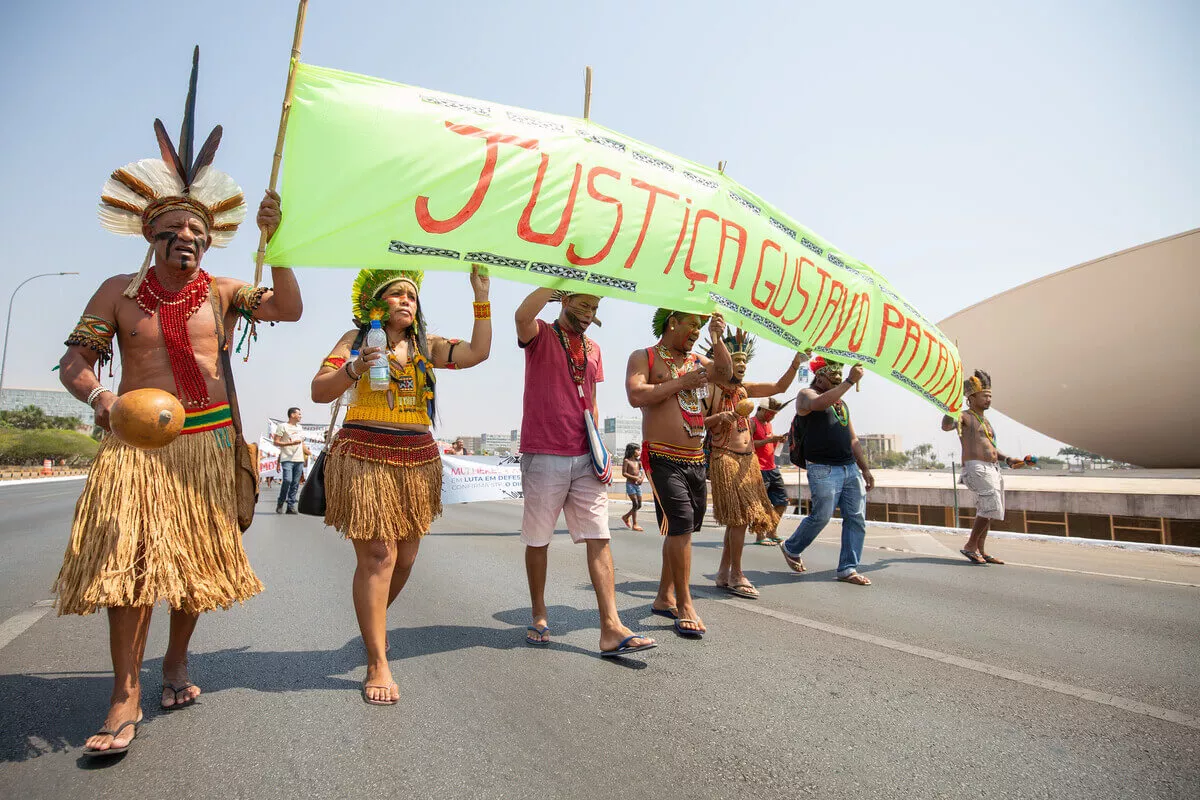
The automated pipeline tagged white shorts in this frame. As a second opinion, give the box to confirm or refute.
[961,460,1005,520]
[520,453,610,547]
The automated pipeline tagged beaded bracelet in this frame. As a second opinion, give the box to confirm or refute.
[345,360,362,381]
[472,301,491,320]
[86,386,111,407]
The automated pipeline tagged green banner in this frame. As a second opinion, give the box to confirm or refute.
[266,63,962,414]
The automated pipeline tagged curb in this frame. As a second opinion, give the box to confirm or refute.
[0,475,88,489]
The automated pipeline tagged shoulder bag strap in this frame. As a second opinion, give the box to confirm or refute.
[209,289,245,438]
[322,326,370,442]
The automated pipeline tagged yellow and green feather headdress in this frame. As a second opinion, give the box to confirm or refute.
[351,268,424,325]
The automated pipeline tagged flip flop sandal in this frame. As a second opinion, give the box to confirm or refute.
[781,548,806,573]
[161,681,199,711]
[673,618,705,639]
[650,606,678,619]
[362,682,399,706]
[753,539,777,546]
[525,625,551,646]
[726,583,760,599]
[959,549,987,565]
[600,635,658,658]
[83,716,141,758]
[981,554,1005,564]
[836,573,872,586]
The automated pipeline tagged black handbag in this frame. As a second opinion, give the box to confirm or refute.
[297,448,329,516]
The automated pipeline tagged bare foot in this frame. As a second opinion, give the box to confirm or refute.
[599,625,655,653]
[363,663,399,705]
[161,660,201,709]
[715,568,730,588]
[84,693,142,754]
[620,514,632,530]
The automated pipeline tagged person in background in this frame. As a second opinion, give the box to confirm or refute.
[620,443,645,531]
[272,407,305,514]
[751,398,790,544]
[779,357,875,586]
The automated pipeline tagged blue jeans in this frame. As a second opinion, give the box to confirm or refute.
[783,463,866,577]
[278,461,304,508]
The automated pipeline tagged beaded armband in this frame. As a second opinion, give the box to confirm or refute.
[472,301,491,320]
[233,285,268,320]
[65,314,116,367]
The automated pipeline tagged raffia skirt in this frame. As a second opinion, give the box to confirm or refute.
[324,424,443,541]
[710,447,780,535]
[53,425,263,616]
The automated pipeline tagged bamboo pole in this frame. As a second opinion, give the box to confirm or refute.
[583,66,593,121]
[254,0,310,286]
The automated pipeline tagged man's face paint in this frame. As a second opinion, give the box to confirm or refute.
[813,365,843,390]
[731,354,748,381]
[149,210,209,271]
[562,295,600,333]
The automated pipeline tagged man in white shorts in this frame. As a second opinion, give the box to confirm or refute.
[941,370,1028,564]
[514,288,655,658]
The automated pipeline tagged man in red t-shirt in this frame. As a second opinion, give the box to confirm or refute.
[514,287,655,658]
[751,398,790,543]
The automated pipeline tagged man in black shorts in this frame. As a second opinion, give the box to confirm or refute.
[625,308,730,637]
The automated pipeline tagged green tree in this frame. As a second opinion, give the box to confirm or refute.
[0,429,99,465]
[0,405,82,431]
[1058,446,1104,464]
[905,442,945,470]
[871,450,909,469]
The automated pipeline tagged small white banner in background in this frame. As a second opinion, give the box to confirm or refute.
[441,455,523,504]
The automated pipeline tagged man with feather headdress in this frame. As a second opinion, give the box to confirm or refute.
[703,330,808,599]
[53,48,301,756]
[941,370,1025,565]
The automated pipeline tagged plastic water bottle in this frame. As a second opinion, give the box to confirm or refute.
[366,320,389,391]
[342,349,360,403]
[798,363,811,385]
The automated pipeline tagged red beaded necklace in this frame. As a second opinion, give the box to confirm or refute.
[135,268,213,408]
[552,322,589,387]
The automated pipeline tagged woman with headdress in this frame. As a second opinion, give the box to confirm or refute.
[311,266,491,705]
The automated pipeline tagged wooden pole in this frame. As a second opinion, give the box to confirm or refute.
[583,66,593,121]
[254,0,310,286]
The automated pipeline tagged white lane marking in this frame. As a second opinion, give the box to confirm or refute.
[0,476,87,490]
[616,568,1200,731]
[976,561,1200,589]
[613,510,1198,587]
[0,602,54,651]
[900,531,960,557]
[862,542,1200,588]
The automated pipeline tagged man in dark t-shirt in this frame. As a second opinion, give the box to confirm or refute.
[780,357,876,585]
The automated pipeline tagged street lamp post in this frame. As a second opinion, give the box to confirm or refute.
[0,272,80,400]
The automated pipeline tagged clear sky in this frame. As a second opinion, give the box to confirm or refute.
[2,0,1196,461]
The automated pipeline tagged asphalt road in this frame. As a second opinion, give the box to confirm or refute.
[1,479,1198,799]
